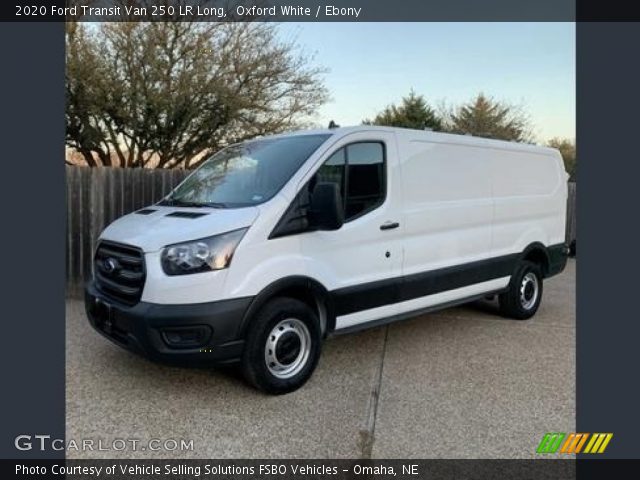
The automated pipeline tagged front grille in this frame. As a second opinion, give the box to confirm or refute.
[94,241,146,306]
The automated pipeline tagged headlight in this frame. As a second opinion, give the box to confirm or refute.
[161,228,248,276]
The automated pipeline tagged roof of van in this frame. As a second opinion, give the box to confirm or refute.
[274,125,558,156]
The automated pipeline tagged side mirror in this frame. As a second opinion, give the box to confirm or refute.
[308,182,344,231]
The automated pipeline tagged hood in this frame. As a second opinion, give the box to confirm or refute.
[100,205,259,252]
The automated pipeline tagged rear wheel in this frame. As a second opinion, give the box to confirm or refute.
[499,261,543,320]
[241,297,321,394]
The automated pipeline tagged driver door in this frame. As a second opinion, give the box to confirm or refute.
[298,131,404,330]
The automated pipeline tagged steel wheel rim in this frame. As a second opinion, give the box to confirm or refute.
[519,272,539,310]
[264,318,311,379]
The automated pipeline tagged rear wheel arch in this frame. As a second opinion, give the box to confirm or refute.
[520,242,551,277]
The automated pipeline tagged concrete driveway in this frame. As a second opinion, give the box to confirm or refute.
[66,260,575,459]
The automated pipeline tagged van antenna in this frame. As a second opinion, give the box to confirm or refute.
[328,120,340,129]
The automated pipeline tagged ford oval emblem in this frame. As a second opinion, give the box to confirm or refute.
[103,258,119,273]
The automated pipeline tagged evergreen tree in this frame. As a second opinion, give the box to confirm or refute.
[446,93,532,142]
[364,90,442,131]
[548,137,576,181]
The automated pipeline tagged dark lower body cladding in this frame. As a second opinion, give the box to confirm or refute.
[547,243,570,277]
[85,243,569,367]
[84,282,252,366]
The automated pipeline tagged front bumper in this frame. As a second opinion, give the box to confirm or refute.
[85,281,252,366]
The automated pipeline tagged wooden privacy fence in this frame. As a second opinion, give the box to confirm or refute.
[66,166,577,297]
[66,166,189,297]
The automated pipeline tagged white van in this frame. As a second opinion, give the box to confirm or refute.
[85,126,569,393]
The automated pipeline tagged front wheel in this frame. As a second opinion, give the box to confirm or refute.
[499,261,543,320]
[241,297,322,394]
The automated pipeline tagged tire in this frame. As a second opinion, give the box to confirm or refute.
[241,297,322,394]
[498,261,543,320]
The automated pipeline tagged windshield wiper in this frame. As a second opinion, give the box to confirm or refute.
[200,201,228,208]
[159,198,227,208]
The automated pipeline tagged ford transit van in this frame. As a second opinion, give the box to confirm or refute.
[85,126,569,394]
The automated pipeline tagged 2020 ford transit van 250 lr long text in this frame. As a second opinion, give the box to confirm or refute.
[85,126,569,394]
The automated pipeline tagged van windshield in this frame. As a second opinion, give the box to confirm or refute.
[160,134,331,208]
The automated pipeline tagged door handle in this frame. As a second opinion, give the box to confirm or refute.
[380,221,400,231]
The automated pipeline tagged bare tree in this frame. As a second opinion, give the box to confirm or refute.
[66,22,112,166]
[66,21,328,168]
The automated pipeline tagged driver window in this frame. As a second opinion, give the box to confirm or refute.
[309,148,346,202]
[310,142,385,222]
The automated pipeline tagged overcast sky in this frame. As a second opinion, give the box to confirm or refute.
[278,23,576,142]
